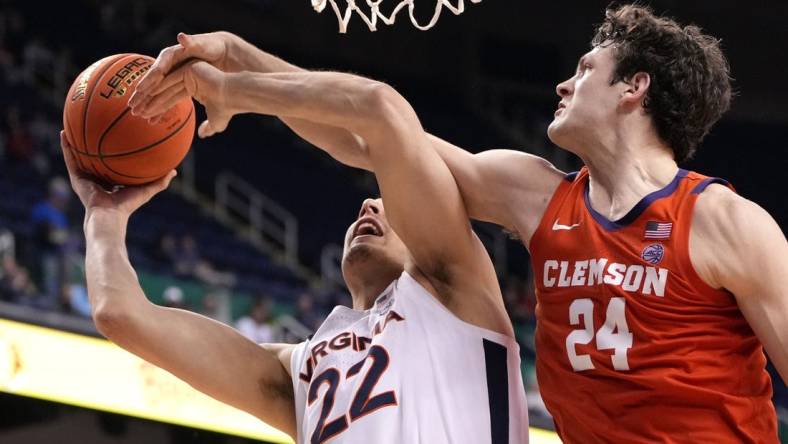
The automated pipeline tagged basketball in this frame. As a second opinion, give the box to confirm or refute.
[62,53,195,186]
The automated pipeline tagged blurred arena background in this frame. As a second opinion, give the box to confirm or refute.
[0,0,785,442]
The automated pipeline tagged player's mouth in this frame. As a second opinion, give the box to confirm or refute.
[555,102,567,116]
[351,216,384,242]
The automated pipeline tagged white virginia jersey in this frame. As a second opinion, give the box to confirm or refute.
[290,271,529,444]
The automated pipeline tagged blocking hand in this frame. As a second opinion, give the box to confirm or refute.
[129,32,233,117]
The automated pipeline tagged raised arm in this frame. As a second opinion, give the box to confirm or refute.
[692,185,788,384]
[129,32,369,167]
[229,71,484,272]
[130,33,564,241]
[166,65,512,333]
[60,132,297,437]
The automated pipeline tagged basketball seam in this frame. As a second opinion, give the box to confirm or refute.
[96,106,132,156]
[66,106,109,182]
[81,53,128,153]
[63,112,87,173]
[97,106,194,180]
[72,104,193,159]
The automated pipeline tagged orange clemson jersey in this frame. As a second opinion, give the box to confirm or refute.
[529,167,777,444]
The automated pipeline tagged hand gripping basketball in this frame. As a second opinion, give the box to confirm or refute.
[60,131,176,218]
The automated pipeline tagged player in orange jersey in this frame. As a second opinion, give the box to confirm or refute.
[131,4,786,442]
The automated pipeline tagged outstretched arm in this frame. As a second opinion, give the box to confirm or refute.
[168,65,513,334]
[60,132,297,437]
[130,32,369,166]
[130,33,564,239]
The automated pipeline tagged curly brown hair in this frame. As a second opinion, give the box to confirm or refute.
[592,4,732,162]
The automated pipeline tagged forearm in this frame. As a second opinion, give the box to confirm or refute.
[228,71,389,145]
[285,118,372,170]
[226,34,302,74]
[221,39,371,168]
[83,211,296,430]
[84,211,146,325]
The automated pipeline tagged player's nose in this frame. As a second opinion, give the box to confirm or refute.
[556,77,573,98]
[358,198,381,218]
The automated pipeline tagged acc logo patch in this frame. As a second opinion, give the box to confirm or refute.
[641,243,665,265]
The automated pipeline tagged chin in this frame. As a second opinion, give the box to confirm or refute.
[547,120,567,145]
[547,120,581,154]
[343,243,404,279]
[344,243,374,265]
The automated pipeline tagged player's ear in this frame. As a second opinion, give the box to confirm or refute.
[620,72,651,108]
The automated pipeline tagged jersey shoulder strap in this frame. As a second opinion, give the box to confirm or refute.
[529,168,587,251]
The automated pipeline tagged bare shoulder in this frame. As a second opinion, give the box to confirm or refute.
[474,149,565,238]
[477,149,565,192]
[691,183,783,290]
[693,183,772,236]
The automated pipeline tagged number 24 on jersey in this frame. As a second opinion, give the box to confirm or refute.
[566,297,633,371]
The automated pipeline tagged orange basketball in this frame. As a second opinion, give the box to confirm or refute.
[63,54,195,186]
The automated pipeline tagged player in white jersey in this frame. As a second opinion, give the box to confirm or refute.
[67,36,529,443]
[288,198,527,443]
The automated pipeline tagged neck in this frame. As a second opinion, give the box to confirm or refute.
[579,129,678,221]
[346,269,400,310]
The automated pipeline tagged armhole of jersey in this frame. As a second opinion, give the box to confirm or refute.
[527,171,579,252]
[399,272,520,349]
[677,177,736,294]
[290,340,310,385]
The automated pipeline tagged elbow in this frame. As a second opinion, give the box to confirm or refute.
[364,82,403,117]
[357,82,413,135]
[91,299,134,339]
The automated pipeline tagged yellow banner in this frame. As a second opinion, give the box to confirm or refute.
[0,318,561,443]
[0,318,292,443]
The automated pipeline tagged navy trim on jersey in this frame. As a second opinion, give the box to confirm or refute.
[584,169,689,231]
[483,339,509,444]
[691,177,730,195]
[564,171,579,182]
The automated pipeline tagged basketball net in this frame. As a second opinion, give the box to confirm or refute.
[311,0,482,33]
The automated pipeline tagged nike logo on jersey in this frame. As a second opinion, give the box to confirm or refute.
[552,219,581,231]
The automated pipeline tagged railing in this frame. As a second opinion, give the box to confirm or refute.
[214,172,299,266]
[473,77,575,172]
[277,314,313,342]
[320,243,346,290]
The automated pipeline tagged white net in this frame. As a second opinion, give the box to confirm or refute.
[311,0,482,33]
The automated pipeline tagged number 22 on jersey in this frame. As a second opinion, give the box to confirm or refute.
[308,345,397,444]
[565,297,633,371]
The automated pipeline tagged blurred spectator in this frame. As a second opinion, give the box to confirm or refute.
[64,283,91,318]
[0,255,37,304]
[21,36,54,88]
[172,234,201,278]
[4,106,33,165]
[162,285,188,310]
[503,276,536,326]
[29,176,70,308]
[236,297,275,343]
[156,232,178,263]
[29,111,58,154]
[172,234,236,287]
[200,288,231,324]
[293,292,321,331]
